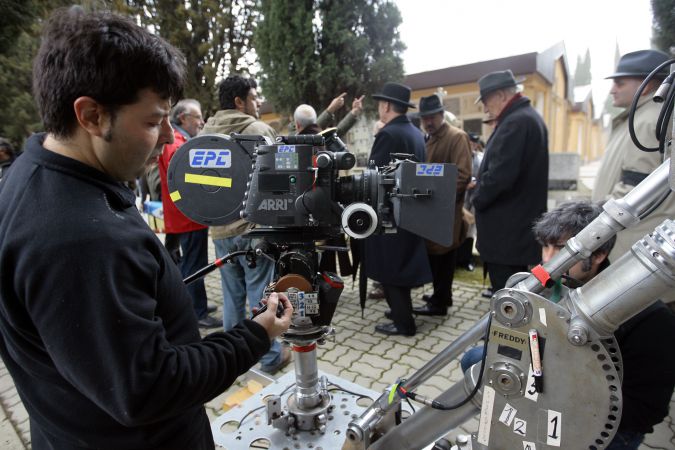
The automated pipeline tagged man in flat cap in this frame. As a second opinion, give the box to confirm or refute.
[413,94,472,317]
[472,70,549,292]
[592,49,675,271]
[366,82,430,336]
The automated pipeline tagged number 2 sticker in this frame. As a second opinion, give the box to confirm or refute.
[513,418,527,436]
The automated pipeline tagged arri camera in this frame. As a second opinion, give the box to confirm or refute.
[168,130,457,444]
[167,130,457,245]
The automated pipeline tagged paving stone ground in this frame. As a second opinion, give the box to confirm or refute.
[0,239,673,449]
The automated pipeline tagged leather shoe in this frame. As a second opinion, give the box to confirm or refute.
[198,315,221,329]
[481,288,493,298]
[375,322,415,336]
[412,304,447,316]
[422,294,433,303]
[260,346,292,375]
[368,287,385,299]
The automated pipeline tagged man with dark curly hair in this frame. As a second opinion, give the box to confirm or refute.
[0,8,291,449]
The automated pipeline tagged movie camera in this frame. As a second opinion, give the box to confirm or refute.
[168,130,457,441]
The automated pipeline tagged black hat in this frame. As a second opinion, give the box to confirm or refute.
[372,82,416,108]
[606,49,670,80]
[475,69,524,103]
[418,95,445,116]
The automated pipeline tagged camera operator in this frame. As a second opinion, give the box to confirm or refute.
[0,8,292,449]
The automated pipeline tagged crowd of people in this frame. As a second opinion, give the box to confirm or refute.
[0,6,673,450]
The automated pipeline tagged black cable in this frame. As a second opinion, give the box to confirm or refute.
[656,83,675,154]
[236,405,265,430]
[654,77,675,153]
[628,58,675,153]
[402,314,493,411]
[327,382,369,398]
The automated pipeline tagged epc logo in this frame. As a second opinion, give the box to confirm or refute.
[189,149,232,168]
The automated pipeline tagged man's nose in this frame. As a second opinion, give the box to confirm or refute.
[161,119,174,145]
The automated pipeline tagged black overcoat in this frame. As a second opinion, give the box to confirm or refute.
[473,96,548,266]
[364,115,432,286]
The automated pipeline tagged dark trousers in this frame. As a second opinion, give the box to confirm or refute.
[177,228,209,319]
[382,284,416,334]
[456,237,474,267]
[487,262,527,291]
[428,249,457,309]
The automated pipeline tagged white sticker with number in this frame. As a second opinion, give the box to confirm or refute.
[547,410,562,446]
[525,367,539,402]
[300,292,319,315]
[477,386,495,446]
[498,403,517,426]
[523,441,537,450]
[513,417,527,436]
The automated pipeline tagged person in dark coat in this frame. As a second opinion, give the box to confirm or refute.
[365,82,431,336]
[472,70,549,291]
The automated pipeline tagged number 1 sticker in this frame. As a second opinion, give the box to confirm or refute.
[547,409,562,446]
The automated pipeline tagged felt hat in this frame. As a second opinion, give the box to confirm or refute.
[475,69,524,103]
[606,49,670,80]
[372,82,416,108]
[418,95,445,116]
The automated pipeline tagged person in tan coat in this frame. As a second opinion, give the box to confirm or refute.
[592,50,674,281]
[414,94,472,316]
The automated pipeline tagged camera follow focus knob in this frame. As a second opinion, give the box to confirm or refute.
[341,203,377,239]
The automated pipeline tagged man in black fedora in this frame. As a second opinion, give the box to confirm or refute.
[365,82,430,336]
[412,94,472,317]
[592,50,675,285]
[472,69,549,292]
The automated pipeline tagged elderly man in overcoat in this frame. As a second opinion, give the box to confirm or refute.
[472,70,549,291]
[592,50,674,268]
[365,82,431,336]
[414,94,472,317]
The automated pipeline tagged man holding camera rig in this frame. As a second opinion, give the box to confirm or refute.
[0,8,292,449]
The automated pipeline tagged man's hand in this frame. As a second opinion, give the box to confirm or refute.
[252,293,293,339]
[351,95,365,116]
[327,92,347,114]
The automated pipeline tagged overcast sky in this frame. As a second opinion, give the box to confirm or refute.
[395,0,655,110]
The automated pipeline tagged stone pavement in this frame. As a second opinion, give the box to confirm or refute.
[0,253,674,449]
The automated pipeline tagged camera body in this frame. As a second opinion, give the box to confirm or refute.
[240,132,457,246]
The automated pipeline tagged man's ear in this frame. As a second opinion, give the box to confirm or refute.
[73,96,108,138]
[592,250,609,266]
[234,96,245,112]
[641,79,661,96]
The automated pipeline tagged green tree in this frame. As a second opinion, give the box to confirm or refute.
[573,48,592,87]
[651,0,675,52]
[116,0,261,114]
[255,0,405,117]
[0,0,77,147]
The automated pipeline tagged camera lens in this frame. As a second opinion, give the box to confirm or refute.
[347,210,372,233]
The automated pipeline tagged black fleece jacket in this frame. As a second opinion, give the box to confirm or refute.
[0,134,271,449]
